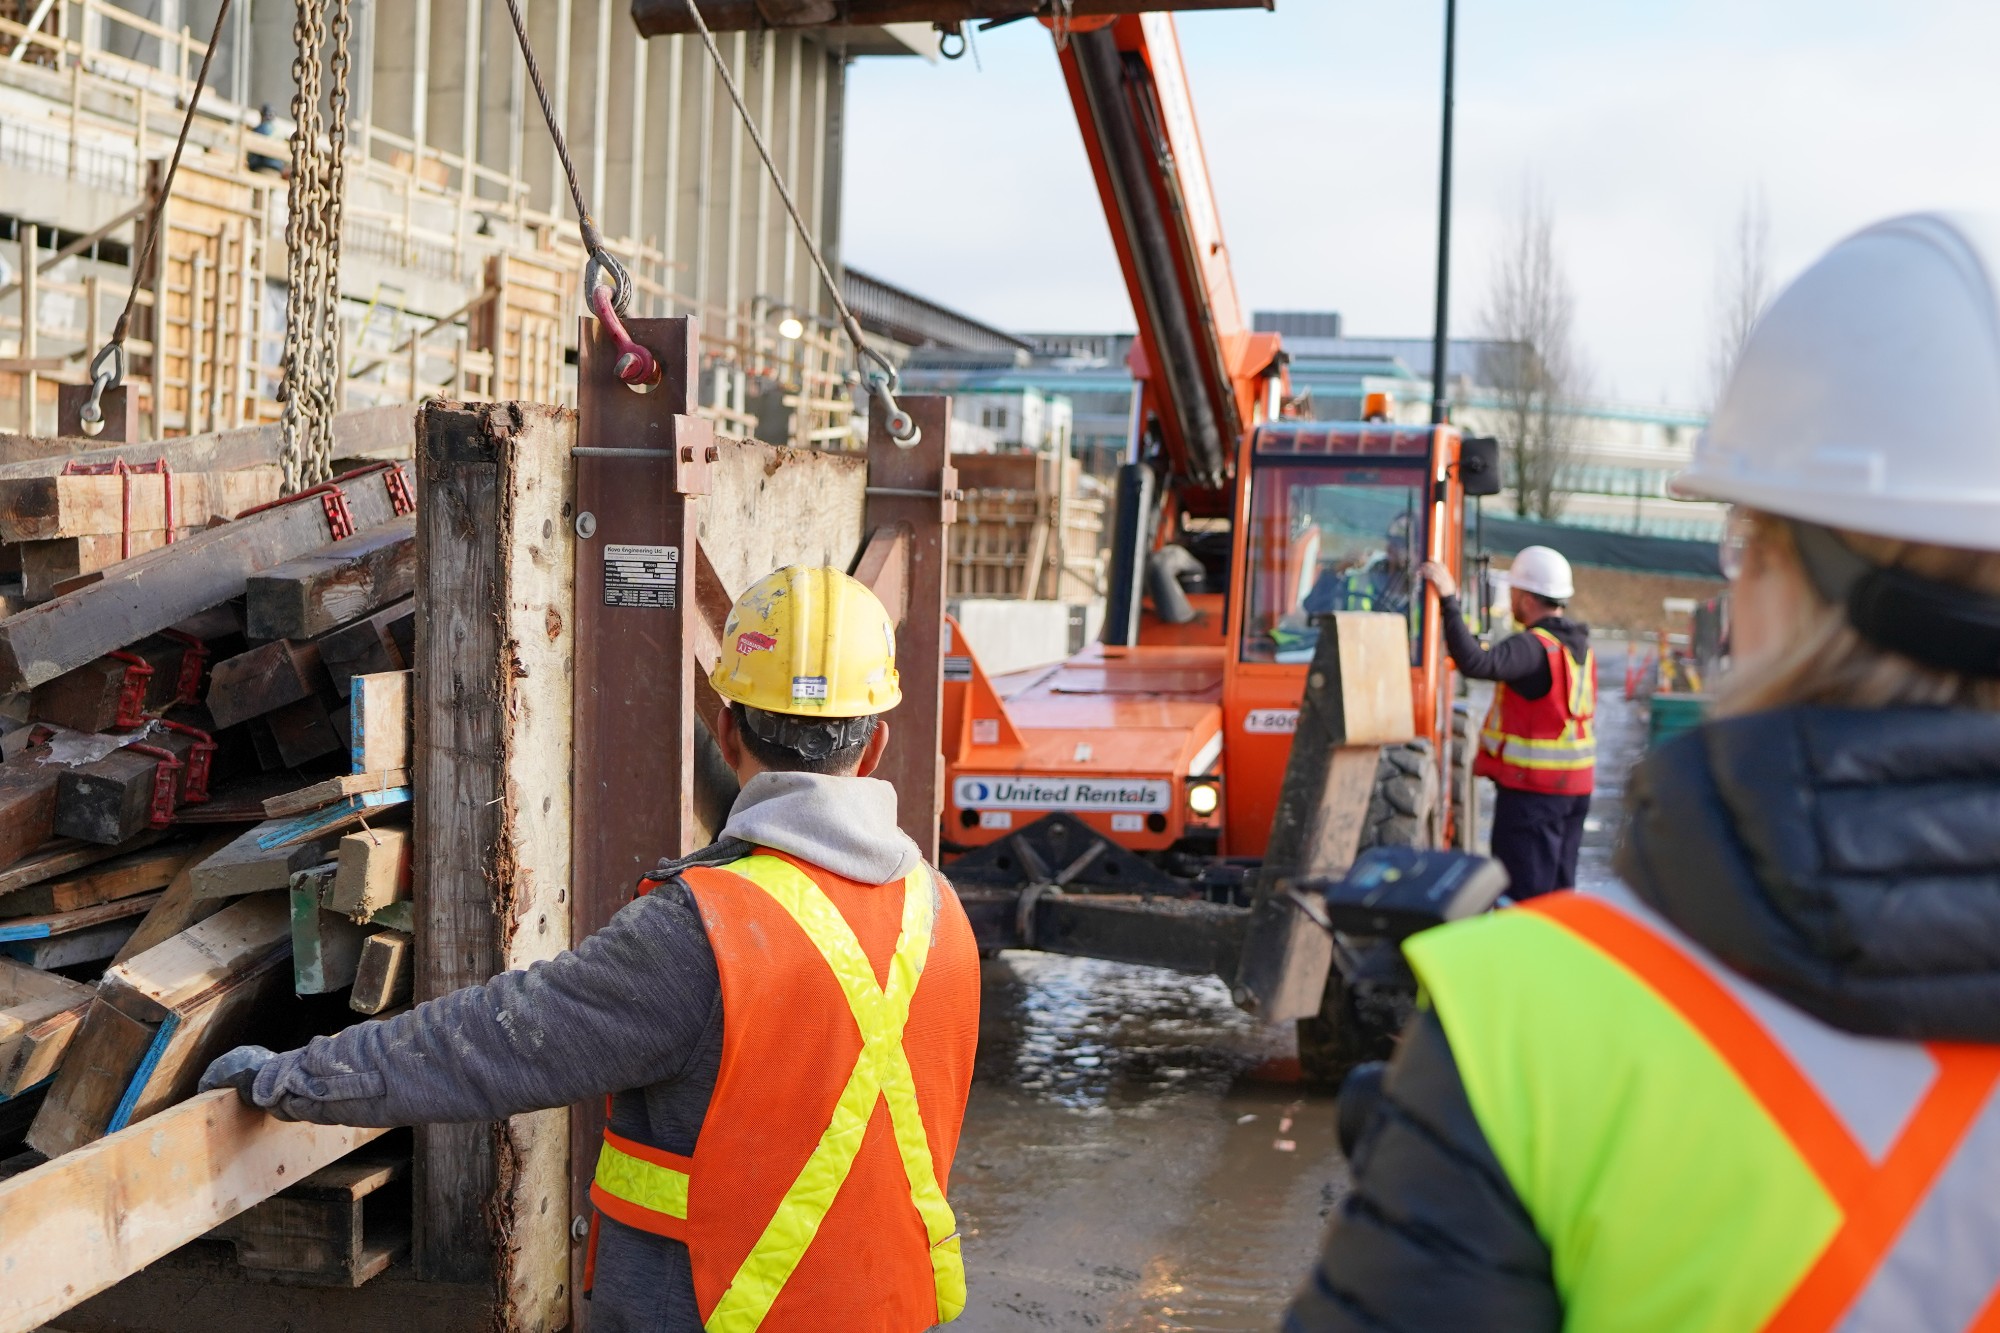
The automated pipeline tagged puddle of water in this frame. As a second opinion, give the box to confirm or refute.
[954,954,1342,1333]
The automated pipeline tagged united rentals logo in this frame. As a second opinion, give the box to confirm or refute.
[952,775,1171,813]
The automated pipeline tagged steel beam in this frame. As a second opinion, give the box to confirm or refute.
[568,314,712,1329]
[633,0,1273,38]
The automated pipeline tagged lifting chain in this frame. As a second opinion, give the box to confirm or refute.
[278,0,351,493]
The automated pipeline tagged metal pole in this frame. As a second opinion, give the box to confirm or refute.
[1429,0,1457,425]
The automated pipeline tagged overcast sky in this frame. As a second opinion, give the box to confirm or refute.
[841,1,2000,410]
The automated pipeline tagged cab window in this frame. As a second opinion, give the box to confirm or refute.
[1241,463,1426,664]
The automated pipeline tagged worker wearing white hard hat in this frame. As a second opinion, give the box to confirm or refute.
[1288,212,2000,1332]
[1417,543,1596,898]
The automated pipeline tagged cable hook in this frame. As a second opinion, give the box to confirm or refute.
[858,347,920,448]
[78,342,126,433]
[938,23,967,59]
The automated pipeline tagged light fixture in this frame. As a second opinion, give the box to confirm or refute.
[1187,781,1220,816]
[778,316,805,341]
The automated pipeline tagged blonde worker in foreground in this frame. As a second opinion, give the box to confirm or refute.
[1286,213,2000,1330]
[201,567,981,1333]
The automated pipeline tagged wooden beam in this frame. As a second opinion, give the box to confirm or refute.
[113,832,235,964]
[0,467,281,542]
[266,695,345,767]
[0,958,94,1097]
[53,731,205,845]
[1234,612,1418,1023]
[0,919,138,968]
[190,822,349,901]
[206,640,331,730]
[291,866,366,995]
[314,599,413,697]
[244,517,418,641]
[0,402,414,480]
[0,467,412,694]
[0,1089,384,1332]
[27,895,293,1156]
[0,891,162,945]
[327,827,410,918]
[348,929,412,1015]
[0,844,190,917]
[414,399,573,1317]
[263,770,412,819]
[0,834,165,903]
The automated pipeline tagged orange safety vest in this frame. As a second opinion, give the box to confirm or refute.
[1475,625,1596,795]
[591,850,980,1332]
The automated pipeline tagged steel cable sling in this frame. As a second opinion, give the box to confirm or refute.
[495,0,919,443]
[678,0,919,445]
[77,0,237,436]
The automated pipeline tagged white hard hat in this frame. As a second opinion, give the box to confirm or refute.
[1674,212,2000,551]
[1507,546,1574,601]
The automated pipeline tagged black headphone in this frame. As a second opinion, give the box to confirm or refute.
[1788,521,2000,679]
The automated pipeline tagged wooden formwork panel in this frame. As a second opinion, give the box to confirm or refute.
[471,251,572,404]
[141,160,274,438]
[947,452,1106,601]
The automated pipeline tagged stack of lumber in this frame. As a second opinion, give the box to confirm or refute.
[0,455,424,1286]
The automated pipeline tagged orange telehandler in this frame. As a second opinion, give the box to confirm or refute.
[640,3,1506,1080]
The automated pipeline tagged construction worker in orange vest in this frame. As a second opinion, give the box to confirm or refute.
[1286,212,2000,1331]
[202,566,981,1333]
[1418,544,1595,896]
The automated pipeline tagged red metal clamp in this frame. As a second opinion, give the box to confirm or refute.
[125,742,183,828]
[155,719,214,804]
[107,651,155,728]
[320,488,356,542]
[384,464,416,517]
[62,456,173,560]
[160,630,208,706]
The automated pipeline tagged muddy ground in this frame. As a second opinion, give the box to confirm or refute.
[950,651,1649,1331]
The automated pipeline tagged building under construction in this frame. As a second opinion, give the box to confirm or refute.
[0,0,931,443]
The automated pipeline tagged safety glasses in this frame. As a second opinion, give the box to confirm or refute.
[1719,505,1752,581]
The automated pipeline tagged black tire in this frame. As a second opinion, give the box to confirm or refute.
[1298,746,1440,1087]
[1451,701,1483,852]
[1356,738,1439,851]
[1296,944,1416,1088]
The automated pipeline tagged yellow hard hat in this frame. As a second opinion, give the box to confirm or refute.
[710,565,902,718]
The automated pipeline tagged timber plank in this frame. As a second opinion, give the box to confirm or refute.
[262,768,411,818]
[257,790,409,849]
[266,695,344,767]
[291,866,365,995]
[53,731,203,845]
[0,757,63,873]
[349,670,410,774]
[0,844,190,916]
[29,635,198,732]
[20,531,205,601]
[246,516,418,640]
[190,821,348,900]
[0,918,137,968]
[0,959,94,1096]
[0,1089,385,1333]
[0,465,411,695]
[0,834,165,902]
[0,890,161,942]
[112,833,235,964]
[28,895,293,1156]
[205,640,330,729]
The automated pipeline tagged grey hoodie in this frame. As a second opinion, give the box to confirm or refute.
[248,772,929,1332]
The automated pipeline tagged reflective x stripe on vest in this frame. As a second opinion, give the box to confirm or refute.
[1407,886,2000,1331]
[1475,626,1596,794]
[590,854,967,1332]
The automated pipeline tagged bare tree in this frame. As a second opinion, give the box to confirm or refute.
[1709,188,1774,406]
[1477,181,1590,522]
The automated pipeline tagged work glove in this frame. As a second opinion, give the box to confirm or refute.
[198,1045,277,1106]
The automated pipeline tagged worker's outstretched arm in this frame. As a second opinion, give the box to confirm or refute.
[1283,1009,1560,1333]
[1436,594,1551,688]
[227,883,718,1125]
